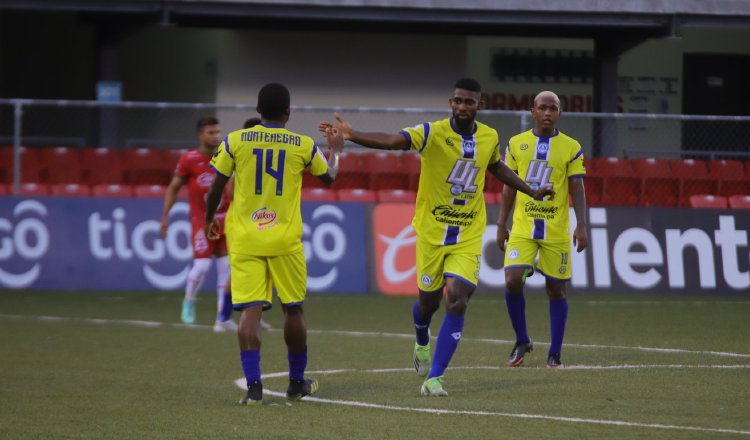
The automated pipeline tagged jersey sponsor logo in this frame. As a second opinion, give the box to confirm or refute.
[421,274,433,287]
[524,201,559,220]
[525,160,553,190]
[0,200,49,288]
[197,172,215,188]
[446,160,480,194]
[251,207,278,230]
[431,205,479,227]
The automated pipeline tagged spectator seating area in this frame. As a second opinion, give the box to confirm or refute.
[1,146,749,207]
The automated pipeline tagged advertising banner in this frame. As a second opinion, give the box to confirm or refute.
[0,198,368,293]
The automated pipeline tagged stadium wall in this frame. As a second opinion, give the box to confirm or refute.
[1,197,747,295]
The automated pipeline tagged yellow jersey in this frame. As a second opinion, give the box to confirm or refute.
[400,118,502,246]
[210,123,329,256]
[505,129,586,240]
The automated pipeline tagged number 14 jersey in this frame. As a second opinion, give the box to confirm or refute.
[400,118,502,246]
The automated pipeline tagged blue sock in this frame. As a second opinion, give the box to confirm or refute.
[412,301,431,346]
[218,291,233,322]
[428,313,464,379]
[549,298,569,356]
[505,291,530,344]
[288,347,308,381]
[240,350,261,385]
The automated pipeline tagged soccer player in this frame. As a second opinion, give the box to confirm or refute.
[205,83,344,405]
[318,78,553,396]
[496,91,588,369]
[160,117,237,333]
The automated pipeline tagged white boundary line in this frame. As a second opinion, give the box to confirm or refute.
[233,368,750,436]
[2,313,750,359]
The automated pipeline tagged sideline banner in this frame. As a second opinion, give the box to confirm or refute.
[372,204,750,295]
[0,198,368,293]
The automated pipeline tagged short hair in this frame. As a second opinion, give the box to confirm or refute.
[197,116,219,132]
[454,78,481,93]
[257,83,290,120]
[243,117,262,129]
[534,91,561,109]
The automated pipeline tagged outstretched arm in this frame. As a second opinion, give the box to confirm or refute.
[159,175,186,238]
[317,126,345,185]
[319,112,408,151]
[487,161,554,201]
[205,173,230,240]
[569,177,588,252]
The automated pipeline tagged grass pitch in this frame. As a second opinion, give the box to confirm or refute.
[1,290,749,439]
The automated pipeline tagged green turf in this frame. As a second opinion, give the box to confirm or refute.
[1,291,749,439]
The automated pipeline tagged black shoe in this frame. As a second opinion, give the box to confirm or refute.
[546,353,564,369]
[240,380,263,406]
[507,341,533,367]
[286,378,319,401]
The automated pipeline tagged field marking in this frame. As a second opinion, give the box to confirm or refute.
[233,369,750,436]
[2,313,750,359]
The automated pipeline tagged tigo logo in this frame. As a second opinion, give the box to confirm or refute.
[373,204,418,295]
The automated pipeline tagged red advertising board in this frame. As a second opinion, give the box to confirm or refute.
[373,203,419,295]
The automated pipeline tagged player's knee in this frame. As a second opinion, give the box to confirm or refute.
[444,295,468,315]
[419,295,441,315]
[282,304,303,317]
[546,280,567,300]
[506,277,524,294]
[189,258,211,279]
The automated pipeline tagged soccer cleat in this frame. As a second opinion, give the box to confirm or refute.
[413,343,431,378]
[420,376,448,397]
[259,319,272,331]
[181,299,196,325]
[286,378,319,401]
[546,353,565,369]
[240,380,263,406]
[507,340,533,367]
[213,319,238,333]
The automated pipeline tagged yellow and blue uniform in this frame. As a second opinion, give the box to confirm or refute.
[210,123,329,309]
[400,118,502,291]
[503,129,585,279]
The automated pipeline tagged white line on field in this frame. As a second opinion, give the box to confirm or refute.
[233,369,750,436]
[2,313,750,359]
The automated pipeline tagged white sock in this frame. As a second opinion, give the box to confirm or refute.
[185,258,211,301]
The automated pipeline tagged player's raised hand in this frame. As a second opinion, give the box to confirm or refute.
[318,113,352,140]
[205,218,221,240]
[325,125,345,154]
[496,225,510,252]
[573,223,588,252]
[531,184,555,201]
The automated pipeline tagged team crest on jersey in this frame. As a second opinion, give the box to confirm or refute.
[559,267,566,274]
[537,142,549,154]
[421,274,433,287]
[251,207,278,230]
[446,137,455,147]
[462,139,475,156]
[508,249,520,260]
[197,172,215,188]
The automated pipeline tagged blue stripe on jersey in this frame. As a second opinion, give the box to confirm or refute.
[535,137,550,160]
[420,123,430,153]
[223,136,233,159]
[452,198,466,206]
[532,219,545,240]
[209,164,230,179]
[304,144,318,167]
[569,174,585,179]
[444,226,460,245]
[260,122,284,128]
[570,149,583,162]
[399,130,412,150]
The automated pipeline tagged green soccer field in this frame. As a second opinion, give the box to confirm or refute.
[1,291,749,439]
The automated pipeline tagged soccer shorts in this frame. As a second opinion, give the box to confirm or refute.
[191,217,227,259]
[503,235,572,280]
[416,237,482,292]
[229,249,307,311]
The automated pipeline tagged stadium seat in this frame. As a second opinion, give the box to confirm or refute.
[584,175,603,206]
[39,146,85,184]
[92,184,134,198]
[600,176,641,206]
[728,195,750,209]
[590,157,633,177]
[133,184,167,198]
[365,151,409,190]
[377,189,417,203]
[0,146,43,183]
[123,148,172,185]
[336,188,376,202]
[670,159,717,206]
[164,148,188,171]
[708,159,750,197]
[331,151,369,189]
[50,183,91,197]
[689,194,728,209]
[631,157,671,178]
[19,182,50,197]
[302,169,329,189]
[301,187,336,202]
[82,148,126,184]
[399,152,421,191]
[631,158,679,206]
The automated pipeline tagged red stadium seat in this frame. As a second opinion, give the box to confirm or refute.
[39,146,84,184]
[164,148,188,171]
[123,148,171,185]
[377,189,417,203]
[708,159,750,197]
[399,152,421,191]
[82,148,126,184]
[600,176,641,206]
[133,184,167,198]
[331,151,369,189]
[631,157,671,178]
[19,182,50,197]
[631,158,679,206]
[728,195,750,209]
[0,146,42,183]
[337,188,376,202]
[302,169,329,189]
[670,159,717,206]
[583,175,603,206]
[92,184,134,198]
[590,157,633,177]
[689,194,728,209]
[301,188,336,202]
[365,151,409,190]
[50,183,91,197]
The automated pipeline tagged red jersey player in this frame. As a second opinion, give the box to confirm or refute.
[160,116,236,332]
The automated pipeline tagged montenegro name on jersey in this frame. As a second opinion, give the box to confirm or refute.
[505,129,586,241]
[210,123,329,256]
[400,118,502,246]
